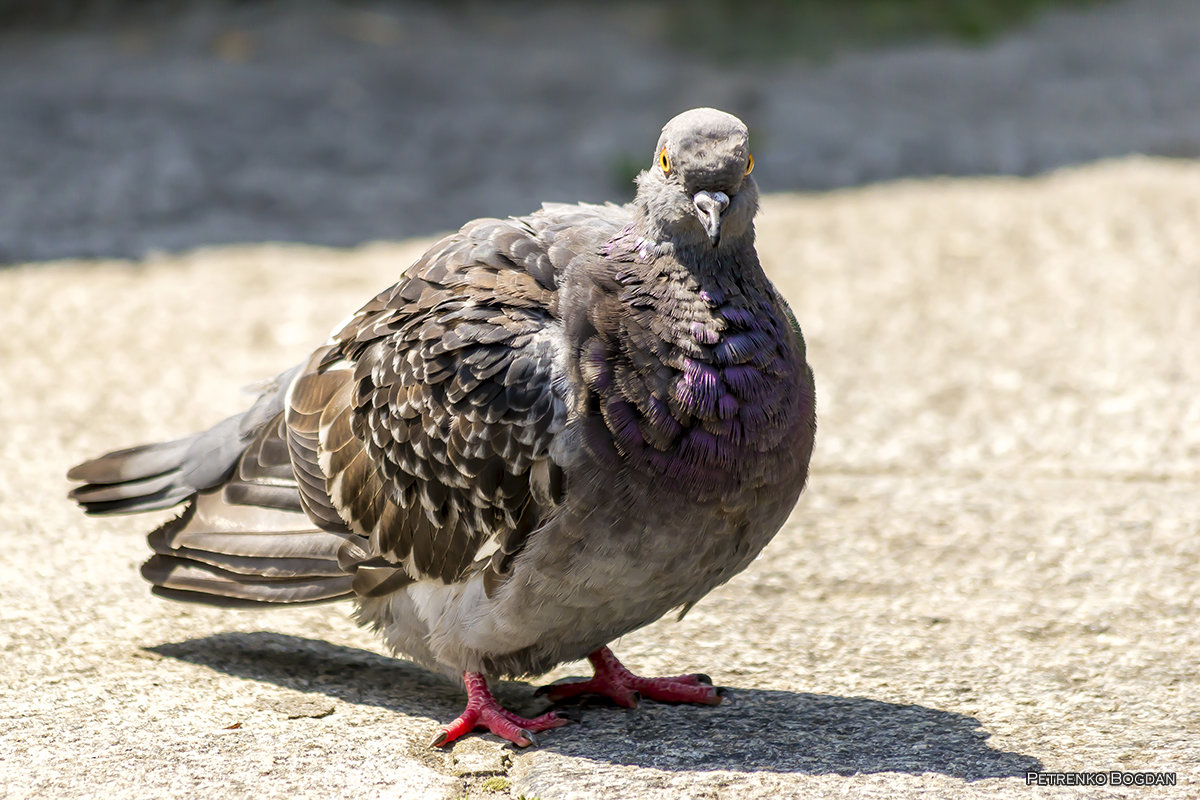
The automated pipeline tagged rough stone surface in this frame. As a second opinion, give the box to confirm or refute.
[2,0,1199,262]
[450,738,510,778]
[2,158,1198,798]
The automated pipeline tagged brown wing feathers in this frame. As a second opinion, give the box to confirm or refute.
[70,210,593,606]
[320,217,570,591]
[284,352,356,535]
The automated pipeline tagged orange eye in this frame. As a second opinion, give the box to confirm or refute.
[745,153,754,176]
[658,148,671,174]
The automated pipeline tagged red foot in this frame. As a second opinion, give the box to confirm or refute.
[432,672,568,748]
[538,647,722,707]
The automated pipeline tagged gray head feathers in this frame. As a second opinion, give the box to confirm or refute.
[635,107,758,250]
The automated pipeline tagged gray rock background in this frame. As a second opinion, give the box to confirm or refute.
[2,2,1200,799]
[1,0,1199,263]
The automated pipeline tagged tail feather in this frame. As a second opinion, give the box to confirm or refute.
[137,471,357,607]
[143,557,354,606]
[151,528,350,571]
[67,436,203,515]
[68,415,248,516]
[71,486,199,517]
[147,495,354,578]
[148,586,331,609]
[67,365,301,517]
[68,363,362,608]
[68,470,179,503]
[66,436,193,485]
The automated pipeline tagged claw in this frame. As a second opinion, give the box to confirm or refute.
[433,672,569,749]
[538,647,723,708]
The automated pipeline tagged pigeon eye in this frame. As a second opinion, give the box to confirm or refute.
[745,153,754,176]
[658,148,671,174]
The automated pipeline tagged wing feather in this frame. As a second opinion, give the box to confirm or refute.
[277,209,622,593]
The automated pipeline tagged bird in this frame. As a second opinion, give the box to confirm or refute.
[67,107,817,748]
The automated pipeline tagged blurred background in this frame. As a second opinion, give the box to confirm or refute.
[1,0,1198,264]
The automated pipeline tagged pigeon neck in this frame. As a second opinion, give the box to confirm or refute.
[631,234,757,279]
[631,203,755,267]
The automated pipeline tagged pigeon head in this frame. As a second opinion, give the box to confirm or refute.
[635,108,758,250]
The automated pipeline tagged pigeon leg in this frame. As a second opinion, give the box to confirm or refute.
[432,672,568,748]
[538,646,722,706]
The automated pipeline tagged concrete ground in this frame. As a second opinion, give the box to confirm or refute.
[2,156,1197,798]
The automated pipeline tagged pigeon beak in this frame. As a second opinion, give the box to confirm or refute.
[693,190,729,248]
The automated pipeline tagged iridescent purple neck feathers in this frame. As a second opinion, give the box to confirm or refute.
[574,244,811,500]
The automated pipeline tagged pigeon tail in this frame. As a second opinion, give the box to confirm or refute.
[67,364,300,516]
[140,490,358,607]
[67,417,242,515]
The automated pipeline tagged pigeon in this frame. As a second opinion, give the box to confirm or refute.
[68,107,817,748]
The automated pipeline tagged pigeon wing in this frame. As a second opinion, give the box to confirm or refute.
[285,214,595,596]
